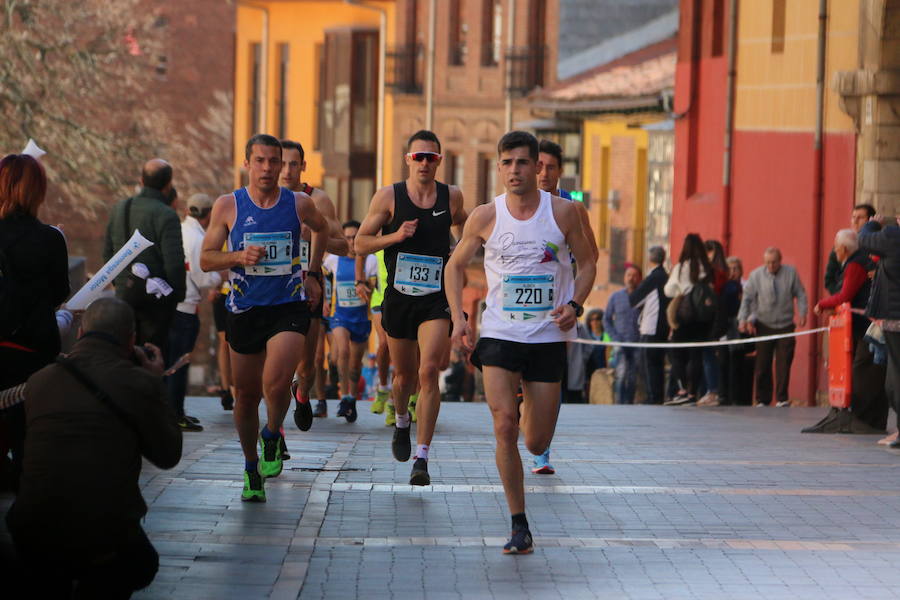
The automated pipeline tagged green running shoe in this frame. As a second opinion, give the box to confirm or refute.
[371,388,389,414]
[241,468,266,502]
[385,401,396,426]
[258,431,285,478]
[408,393,418,423]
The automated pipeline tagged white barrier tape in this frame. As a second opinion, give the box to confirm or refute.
[572,327,829,349]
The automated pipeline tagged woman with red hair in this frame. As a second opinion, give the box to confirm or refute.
[0,153,70,489]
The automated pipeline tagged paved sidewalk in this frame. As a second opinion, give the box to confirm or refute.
[4,399,900,599]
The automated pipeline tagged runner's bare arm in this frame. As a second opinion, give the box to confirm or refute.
[355,186,410,255]
[550,200,596,331]
[449,185,468,240]
[446,204,494,352]
[312,188,349,256]
[354,255,371,304]
[201,194,264,271]
[573,201,599,262]
[296,192,327,272]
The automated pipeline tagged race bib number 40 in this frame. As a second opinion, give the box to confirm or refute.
[394,252,442,296]
[244,231,293,276]
[501,274,554,322]
[336,281,365,308]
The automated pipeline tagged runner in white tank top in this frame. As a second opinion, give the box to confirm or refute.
[479,188,576,344]
[445,131,596,555]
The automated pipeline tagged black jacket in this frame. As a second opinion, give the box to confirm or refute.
[0,214,69,359]
[628,264,669,338]
[859,221,900,320]
[6,336,182,554]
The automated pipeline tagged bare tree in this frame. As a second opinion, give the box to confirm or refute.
[0,0,167,214]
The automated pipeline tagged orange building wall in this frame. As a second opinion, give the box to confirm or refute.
[234,1,396,189]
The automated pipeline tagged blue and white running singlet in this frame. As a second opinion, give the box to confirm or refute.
[227,186,304,313]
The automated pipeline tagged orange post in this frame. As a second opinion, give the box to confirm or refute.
[827,303,853,409]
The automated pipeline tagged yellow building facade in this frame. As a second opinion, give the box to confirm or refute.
[234,0,397,220]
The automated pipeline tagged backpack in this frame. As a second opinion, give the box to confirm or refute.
[0,231,31,340]
[677,280,718,325]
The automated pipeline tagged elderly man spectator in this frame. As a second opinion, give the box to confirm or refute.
[858,215,900,447]
[5,297,182,597]
[803,229,886,433]
[604,265,642,404]
[629,246,669,404]
[103,159,185,360]
[739,247,808,407]
[167,193,222,432]
[825,204,876,294]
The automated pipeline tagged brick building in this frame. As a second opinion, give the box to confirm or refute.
[671,0,900,404]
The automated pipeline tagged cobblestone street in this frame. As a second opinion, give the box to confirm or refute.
[6,399,900,599]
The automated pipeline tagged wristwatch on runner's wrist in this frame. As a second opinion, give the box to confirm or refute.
[567,300,584,318]
[306,271,322,281]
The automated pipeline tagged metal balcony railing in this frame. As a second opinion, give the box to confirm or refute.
[505,46,546,96]
[386,44,423,94]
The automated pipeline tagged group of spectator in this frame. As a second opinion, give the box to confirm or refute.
[592,202,900,437]
[597,235,807,409]
[0,153,220,595]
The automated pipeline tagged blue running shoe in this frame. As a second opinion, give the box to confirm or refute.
[531,449,555,475]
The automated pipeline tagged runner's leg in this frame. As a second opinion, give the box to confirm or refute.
[483,365,525,514]
[414,318,451,449]
[373,312,390,387]
[349,339,368,394]
[231,350,266,462]
[332,327,353,397]
[297,317,320,396]
[262,331,305,434]
[520,380,561,459]
[386,336,418,416]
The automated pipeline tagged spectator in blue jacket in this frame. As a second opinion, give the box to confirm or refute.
[604,265,641,404]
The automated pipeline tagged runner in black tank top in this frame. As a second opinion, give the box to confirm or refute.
[382,181,451,296]
[355,130,468,488]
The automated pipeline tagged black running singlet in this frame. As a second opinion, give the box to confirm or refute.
[382,181,452,293]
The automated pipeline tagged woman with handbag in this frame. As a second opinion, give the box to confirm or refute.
[663,233,716,406]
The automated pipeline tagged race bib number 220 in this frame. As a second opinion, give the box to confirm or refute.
[501,274,554,322]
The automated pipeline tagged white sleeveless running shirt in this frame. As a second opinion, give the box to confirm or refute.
[480,190,576,344]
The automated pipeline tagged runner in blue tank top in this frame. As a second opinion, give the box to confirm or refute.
[201,134,329,503]
[323,220,378,422]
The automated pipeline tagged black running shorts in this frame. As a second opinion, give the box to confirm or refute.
[212,293,228,333]
[226,301,310,355]
[380,288,451,341]
[471,337,567,383]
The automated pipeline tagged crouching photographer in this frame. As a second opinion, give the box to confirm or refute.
[5,297,182,598]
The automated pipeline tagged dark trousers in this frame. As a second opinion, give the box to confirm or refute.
[851,329,888,430]
[640,335,666,404]
[166,311,200,418]
[670,322,707,397]
[720,343,751,405]
[11,523,158,599]
[754,322,795,405]
[133,298,177,364]
[884,331,900,429]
